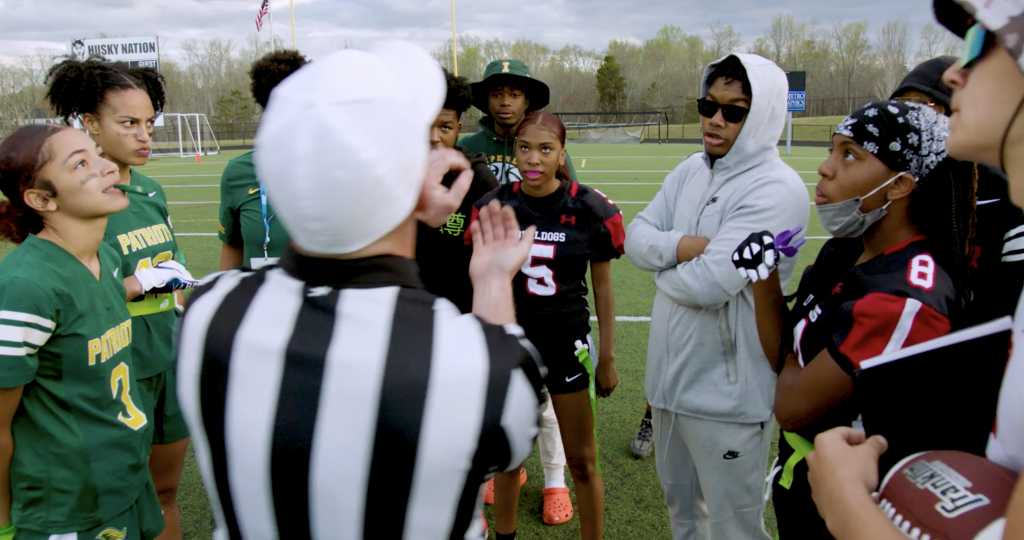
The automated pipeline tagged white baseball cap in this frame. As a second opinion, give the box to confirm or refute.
[254,41,445,255]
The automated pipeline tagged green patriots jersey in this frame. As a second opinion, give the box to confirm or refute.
[217,151,291,269]
[104,170,182,379]
[0,236,151,533]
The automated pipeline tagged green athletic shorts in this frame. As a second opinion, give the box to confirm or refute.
[15,478,164,540]
[137,368,190,445]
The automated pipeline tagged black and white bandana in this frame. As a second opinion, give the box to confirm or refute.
[835,100,951,180]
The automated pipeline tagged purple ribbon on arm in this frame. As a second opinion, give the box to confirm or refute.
[774,227,805,258]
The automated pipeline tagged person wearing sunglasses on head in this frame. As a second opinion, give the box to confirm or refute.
[625,53,809,540]
[891,56,1024,326]
[804,2,1024,539]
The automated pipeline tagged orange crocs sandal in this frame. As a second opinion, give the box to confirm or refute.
[483,467,527,505]
[542,487,574,525]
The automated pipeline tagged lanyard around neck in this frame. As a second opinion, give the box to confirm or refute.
[259,182,274,258]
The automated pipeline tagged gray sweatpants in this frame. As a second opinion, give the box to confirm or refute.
[652,408,773,540]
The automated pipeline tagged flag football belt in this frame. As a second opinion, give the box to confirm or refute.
[127,293,176,317]
[574,340,601,475]
[779,430,814,490]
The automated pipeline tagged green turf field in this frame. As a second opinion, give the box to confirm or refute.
[12,143,832,539]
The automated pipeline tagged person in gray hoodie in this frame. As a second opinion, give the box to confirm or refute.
[624,54,809,540]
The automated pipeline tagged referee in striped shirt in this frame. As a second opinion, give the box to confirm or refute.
[176,42,546,540]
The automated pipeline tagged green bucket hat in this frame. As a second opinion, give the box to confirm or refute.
[471,59,551,114]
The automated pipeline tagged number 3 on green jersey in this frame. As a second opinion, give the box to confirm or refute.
[111,362,147,430]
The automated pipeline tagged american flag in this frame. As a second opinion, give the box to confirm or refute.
[255,0,269,31]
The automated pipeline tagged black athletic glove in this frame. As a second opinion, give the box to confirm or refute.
[732,231,778,283]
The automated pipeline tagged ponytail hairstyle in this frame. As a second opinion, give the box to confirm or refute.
[516,110,571,182]
[911,157,978,303]
[45,57,166,124]
[0,125,65,244]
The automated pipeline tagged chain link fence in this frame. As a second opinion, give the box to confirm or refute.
[0,96,879,146]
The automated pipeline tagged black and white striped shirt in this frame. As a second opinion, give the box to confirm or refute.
[176,250,545,540]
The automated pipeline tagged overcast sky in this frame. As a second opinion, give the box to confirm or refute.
[0,0,947,63]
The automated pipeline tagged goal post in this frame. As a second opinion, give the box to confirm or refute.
[554,111,669,144]
[151,113,221,158]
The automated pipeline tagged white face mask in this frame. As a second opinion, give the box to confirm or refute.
[815,172,913,238]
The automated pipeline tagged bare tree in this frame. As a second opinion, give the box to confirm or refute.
[0,15,952,137]
[941,30,962,56]
[708,20,743,61]
[918,23,946,61]
[831,20,873,114]
[875,18,911,99]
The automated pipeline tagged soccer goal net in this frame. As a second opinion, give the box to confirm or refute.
[151,113,221,158]
[555,111,668,144]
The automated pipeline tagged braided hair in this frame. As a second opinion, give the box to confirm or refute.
[911,159,978,303]
[46,57,165,124]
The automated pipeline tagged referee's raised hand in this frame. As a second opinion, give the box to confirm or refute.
[469,200,536,325]
[470,199,535,282]
[414,147,475,228]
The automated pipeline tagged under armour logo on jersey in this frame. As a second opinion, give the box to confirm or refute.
[560,215,577,225]
[307,286,332,298]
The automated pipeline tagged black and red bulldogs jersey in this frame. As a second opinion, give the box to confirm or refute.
[772,235,960,540]
[790,235,956,377]
[468,180,625,324]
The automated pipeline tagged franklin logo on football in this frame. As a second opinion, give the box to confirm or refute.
[902,459,991,518]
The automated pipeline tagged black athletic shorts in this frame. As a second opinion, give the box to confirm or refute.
[520,316,594,396]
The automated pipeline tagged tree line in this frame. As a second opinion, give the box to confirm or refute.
[0,15,962,133]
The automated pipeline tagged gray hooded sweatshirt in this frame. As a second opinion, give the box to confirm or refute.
[625,54,810,423]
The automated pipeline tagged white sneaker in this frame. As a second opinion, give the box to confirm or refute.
[631,417,653,459]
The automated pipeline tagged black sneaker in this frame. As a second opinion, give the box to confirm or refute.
[631,417,653,459]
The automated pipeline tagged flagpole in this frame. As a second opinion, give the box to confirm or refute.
[269,0,275,51]
[290,0,296,50]
[450,0,458,76]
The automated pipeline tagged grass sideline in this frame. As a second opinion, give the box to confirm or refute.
[0,144,831,539]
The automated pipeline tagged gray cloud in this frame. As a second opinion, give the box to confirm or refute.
[2,0,945,63]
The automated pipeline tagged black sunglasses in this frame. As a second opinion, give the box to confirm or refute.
[696,99,750,123]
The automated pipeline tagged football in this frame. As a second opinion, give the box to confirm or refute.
[876,451,1018,540]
